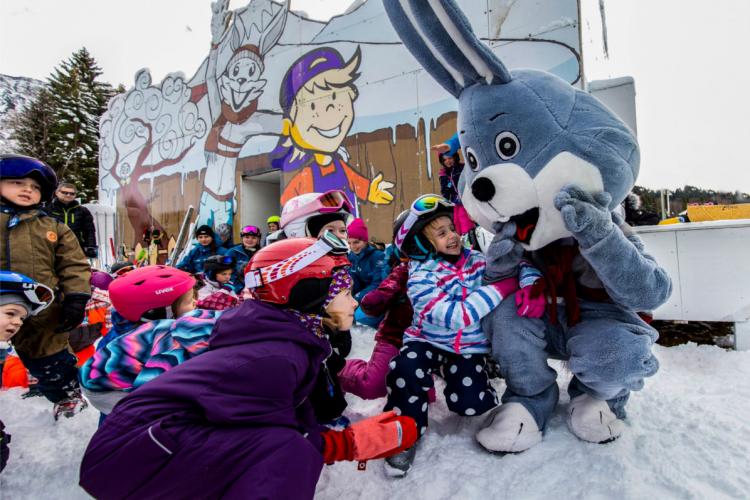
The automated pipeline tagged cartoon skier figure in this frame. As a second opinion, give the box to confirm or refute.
[197,0,288,230]
[270,46,394,214]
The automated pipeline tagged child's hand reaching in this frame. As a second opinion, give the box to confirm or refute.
[516,261,546,318]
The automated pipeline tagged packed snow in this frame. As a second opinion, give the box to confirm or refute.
[2,329,749,499]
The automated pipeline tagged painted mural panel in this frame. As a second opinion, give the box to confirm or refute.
[99,0,582,249]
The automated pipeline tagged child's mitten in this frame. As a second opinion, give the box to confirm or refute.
[55,294,90,333]
[322,411,417,463]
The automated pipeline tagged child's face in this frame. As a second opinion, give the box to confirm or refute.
[292,82,355,153]
[215,269,233,285]
[242,234,259,249]
[317,220,347,240]
[0,303,28,342]
[171,289,196,318]
[197,235,213,246]
[347,238,367,254]
[268,222,279,232]
[0,178,42,206]
[424,216,461,255]
[324,288,358,331]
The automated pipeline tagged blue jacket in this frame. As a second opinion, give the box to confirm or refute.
[348,245,385,302]
[176,243,224,274]
[224,244,258,291]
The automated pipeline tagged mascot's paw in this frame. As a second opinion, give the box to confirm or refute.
[567,394,624,444]
[475,403,542,453]
[554,185,613,248]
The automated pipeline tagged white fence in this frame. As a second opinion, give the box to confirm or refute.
[635,220,750,350]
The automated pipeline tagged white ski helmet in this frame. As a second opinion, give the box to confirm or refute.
[281,190,354,238]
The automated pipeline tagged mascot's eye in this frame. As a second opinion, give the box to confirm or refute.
[332,92,336,101]
[465,147,480,172]
[495,131,520,160]
[311,102,316,111]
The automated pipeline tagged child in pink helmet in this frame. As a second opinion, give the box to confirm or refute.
[80,265,220,417]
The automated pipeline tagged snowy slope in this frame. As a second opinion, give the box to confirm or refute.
[0,74,44,153]
[1,334,749,499]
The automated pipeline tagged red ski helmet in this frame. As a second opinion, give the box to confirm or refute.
[245,237,349,305]
[109,265,196,321]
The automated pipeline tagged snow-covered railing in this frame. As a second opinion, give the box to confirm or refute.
[635,219,750,350]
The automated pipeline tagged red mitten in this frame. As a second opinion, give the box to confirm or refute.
[321,411,417,464]
[515,280,546,318]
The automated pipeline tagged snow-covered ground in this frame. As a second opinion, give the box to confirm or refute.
[2,330,750,499]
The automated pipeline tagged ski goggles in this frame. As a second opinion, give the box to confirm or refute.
[111,264,135,277]
[244,230,349,289]
[214,255,235,265]
[394,194,454,250]
[240,225,262,237]
[0,280,55,315]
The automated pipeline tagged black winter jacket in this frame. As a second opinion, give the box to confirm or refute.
[46,199,97,250]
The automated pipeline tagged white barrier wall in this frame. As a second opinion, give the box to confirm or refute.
[83,203,117,270]
[635,220,750,349]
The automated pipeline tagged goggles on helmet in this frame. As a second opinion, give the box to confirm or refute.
[241,225,262,237]
[394,194,454,250]
[0,279,55,315]
[244,230,349,289]
[111,264,135,277]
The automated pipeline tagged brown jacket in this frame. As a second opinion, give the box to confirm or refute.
[1,206,91,357]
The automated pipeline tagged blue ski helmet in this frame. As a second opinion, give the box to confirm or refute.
[0,270,55,316]
[0,154,58,202]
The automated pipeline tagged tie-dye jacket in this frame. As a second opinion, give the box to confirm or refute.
[80,309,222,393]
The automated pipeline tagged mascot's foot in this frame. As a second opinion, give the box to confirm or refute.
[567,394,624,444]
[475,403,542,454]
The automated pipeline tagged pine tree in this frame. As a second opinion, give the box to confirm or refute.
[8,87,57,160]
[46,47,115,201]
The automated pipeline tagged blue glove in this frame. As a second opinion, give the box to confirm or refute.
[554,185,614,248]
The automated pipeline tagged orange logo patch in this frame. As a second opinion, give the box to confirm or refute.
[46,231,57,242]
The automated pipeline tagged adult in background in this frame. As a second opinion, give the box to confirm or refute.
[347,218,385,328]
[46,181,98,258]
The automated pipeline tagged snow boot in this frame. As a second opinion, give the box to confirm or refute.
[475,403,542,454]
[384,446,417,478]
[53,389,89,421]
[567,394,624,444]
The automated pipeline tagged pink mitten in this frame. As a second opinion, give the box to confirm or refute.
[515,281,546,318]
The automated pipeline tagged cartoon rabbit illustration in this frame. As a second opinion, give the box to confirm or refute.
[197,0,288,231]
[383,0,671,452]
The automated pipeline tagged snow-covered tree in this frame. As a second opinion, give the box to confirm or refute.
[8,87,56,160]
[46,48,115,201]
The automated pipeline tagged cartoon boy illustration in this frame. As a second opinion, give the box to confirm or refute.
[270,46,394,213]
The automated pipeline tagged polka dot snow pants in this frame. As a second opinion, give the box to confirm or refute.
[384,341,498,436]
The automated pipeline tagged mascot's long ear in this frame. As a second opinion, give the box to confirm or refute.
[259,0,289,57]
[383,0,512,98]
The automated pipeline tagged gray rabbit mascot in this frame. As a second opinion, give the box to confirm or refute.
[383,0,672,454]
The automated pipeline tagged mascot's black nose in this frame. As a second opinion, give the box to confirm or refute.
[471,177,496,202]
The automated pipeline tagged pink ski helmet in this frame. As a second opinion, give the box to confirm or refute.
[109,265,196,321]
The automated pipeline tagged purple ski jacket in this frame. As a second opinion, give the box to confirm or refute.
[79,299,332,500]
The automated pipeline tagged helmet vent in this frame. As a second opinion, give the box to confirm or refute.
[133,280,146,286]
[158,274,172,278]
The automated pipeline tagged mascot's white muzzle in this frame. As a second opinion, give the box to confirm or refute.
[462,152,605,250]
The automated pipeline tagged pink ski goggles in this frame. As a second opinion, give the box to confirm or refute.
[240,225,262,237]
[281,190,354,227]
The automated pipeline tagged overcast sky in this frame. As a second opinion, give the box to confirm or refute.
[1,0,749,192]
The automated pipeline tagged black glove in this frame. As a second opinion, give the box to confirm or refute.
[84,247,98,258]
[329,329,352,358]
[55,294,90,333]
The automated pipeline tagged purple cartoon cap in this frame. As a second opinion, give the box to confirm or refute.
[279,47,347,114]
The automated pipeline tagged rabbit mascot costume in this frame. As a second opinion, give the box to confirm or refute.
[383,0,672,453]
